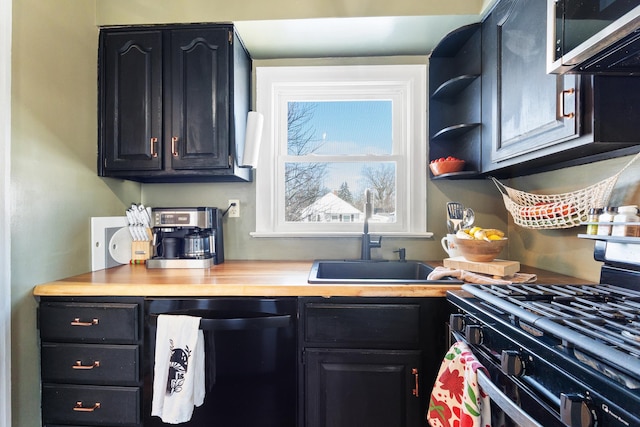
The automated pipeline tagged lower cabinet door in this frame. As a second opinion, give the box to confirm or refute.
[304,349,422,427]
[42,384,140,426]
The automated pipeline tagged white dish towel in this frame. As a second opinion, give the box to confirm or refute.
[152,315,205,424]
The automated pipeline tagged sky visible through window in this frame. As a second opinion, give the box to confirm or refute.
[302,100,392,156]
[286,100,396,222]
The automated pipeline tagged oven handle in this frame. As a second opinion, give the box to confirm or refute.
[150,313,292,331]
[477,370,543,427]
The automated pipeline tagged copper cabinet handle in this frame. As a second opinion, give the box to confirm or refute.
[412,368,419,397]
[73,401,101,412]
[70,318,98,327]
[171,136,179,157]
[560,88,575,119]
[150,137,158,158]
[72,360,100,370]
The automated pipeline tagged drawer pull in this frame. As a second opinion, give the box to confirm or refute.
[73,401,101,412]
[412,368,419,397]
[70,318,98,327]
[72,360,100,370]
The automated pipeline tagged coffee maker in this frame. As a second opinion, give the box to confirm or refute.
[146,207,224,269]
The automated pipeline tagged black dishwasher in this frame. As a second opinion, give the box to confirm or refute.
[144,297,297,427]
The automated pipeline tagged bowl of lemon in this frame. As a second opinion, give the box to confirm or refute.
[453,227,507,262]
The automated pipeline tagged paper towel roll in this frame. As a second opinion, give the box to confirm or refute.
[241,111,264,168]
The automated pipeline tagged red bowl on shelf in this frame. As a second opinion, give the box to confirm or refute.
[429,159,465,176]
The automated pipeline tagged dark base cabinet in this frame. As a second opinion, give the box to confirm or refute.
[37,297,144,427]
[37,296,451,427]
[298,297,452,427]
[304,349,422,427]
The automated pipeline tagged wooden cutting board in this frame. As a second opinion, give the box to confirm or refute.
[443,257,520,278]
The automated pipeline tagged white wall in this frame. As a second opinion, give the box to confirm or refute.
[1,0,12,424]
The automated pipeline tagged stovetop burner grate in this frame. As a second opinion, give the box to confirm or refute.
[462,283,640,381]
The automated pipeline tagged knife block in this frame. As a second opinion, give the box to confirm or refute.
[131,241,153,262]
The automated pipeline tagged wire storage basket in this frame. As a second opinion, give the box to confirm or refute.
[491,152,640,230]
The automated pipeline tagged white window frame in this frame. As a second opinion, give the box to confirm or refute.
[253,65,429,237]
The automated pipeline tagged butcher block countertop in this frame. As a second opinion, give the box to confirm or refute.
[32,261,594,298]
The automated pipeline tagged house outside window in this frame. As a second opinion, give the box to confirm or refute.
[253,65,428,237]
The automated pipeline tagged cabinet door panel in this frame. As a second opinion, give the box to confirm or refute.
[169,28,230,170]
[490,0,579,162]
[305,349,422,427]
[102,31,163,171]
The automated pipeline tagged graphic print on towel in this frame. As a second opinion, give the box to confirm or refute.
[166,339,191,395]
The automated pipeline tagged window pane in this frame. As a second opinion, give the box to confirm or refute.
[287,101,392,156]
[285,161,396,223]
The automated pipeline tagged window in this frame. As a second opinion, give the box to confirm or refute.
[254,65,428,237]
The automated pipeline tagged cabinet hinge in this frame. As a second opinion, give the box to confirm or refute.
[228,155,233,167]
[228,30,233,45]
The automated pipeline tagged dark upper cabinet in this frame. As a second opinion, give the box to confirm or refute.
[99,24,252,182]
[485,0,579,163]
[428,0,640,180]
[481,0,640,176]
[101,30,163,173]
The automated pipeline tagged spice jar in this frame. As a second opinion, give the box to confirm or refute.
[611,205,640,237]
[597,206,618,236]
[586,207,603,235]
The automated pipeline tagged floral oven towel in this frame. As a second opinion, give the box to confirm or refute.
[427,341,491,427]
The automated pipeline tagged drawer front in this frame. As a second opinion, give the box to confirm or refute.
[304,303,420,348]
[42,384,140,426]
[41,343,139,385]
[39,302,139,343]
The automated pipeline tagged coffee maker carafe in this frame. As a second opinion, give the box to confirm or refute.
[146,207,224,268]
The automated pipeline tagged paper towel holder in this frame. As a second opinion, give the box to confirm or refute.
[240,111,264,169]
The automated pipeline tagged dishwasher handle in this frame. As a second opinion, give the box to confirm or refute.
[477,369,543,427]
[150,313,292,331]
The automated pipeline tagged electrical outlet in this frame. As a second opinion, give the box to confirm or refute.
[228,199,240,218]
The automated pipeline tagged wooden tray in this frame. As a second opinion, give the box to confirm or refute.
[443,257,520,278]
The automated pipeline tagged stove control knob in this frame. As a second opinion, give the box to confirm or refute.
[560,393,595,427]
[465,324,482,345]
[449,314,465,332]
[500,350,524,377]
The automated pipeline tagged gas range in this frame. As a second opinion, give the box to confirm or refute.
[447,261,640,426]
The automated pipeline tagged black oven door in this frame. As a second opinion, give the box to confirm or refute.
[144,298,297,427]
[454,333,566,427]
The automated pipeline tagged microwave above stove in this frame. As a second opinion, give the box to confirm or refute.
[548,0,640,74]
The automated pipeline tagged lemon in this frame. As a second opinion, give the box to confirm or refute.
[469,226,483,235]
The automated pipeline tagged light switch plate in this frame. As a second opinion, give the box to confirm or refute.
[91,216,128,271]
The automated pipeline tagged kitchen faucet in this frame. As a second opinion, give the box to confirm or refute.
[361,188,382,260]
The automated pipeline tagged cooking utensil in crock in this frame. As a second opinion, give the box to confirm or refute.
[447,202,465,232]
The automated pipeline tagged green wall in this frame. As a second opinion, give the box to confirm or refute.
[11,1,140,425]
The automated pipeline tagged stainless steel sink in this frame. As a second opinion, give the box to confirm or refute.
[307,260,462,284]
